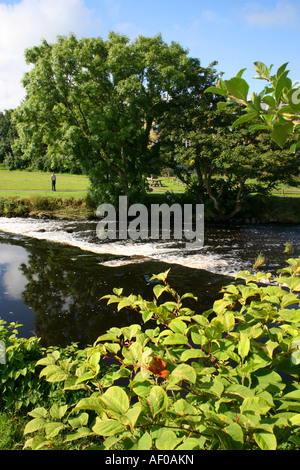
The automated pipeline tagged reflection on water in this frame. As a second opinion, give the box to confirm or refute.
[0,218,299,348]
[0,236,229,347]
[0,245,28,300]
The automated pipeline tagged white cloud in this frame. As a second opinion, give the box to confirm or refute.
[245,1,298,27]
[0,0,93,111]
[201,9,229,24]
[0,245,28,300]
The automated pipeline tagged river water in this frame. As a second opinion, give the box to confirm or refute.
[0,217,299,347]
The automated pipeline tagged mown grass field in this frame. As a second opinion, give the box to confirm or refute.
[0,169,186,198]
[0,168,299,198]
[0,169,89,198]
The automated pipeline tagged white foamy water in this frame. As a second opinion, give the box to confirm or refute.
[0,217,232,275]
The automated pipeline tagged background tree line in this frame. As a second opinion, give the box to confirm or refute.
[1,33,299,219]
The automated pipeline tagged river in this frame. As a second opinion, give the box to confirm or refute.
[0,217,299,347]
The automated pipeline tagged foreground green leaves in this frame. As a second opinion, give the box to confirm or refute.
[6,258,300,450]
[205,62,300,150]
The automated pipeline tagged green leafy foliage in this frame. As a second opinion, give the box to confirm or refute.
[205,62,300,150]
[22,259,300,450]
[0,321,47,412]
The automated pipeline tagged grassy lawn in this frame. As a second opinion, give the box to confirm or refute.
[0,170,89,198]
[0,169,299,199]
[0,170,186,198]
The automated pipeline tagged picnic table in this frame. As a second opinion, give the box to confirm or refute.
[147,177,163,187]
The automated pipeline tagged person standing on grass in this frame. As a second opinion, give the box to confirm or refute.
[51,172,56,191]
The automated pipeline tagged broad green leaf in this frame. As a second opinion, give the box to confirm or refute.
[181,292,198,301]
[191,329,207,346]
[173,398,197,416]
[176,438,202,450]
[163,333,188,345]
[151,269,170,282]
[113,287,123,296]
[121,324,141,340]
[249,124,272,132]
[23,435,50,450]
[89,351,101,368]
[170,364,197,384]
[45,422,67,439]
[224,77,249,101]
[277,62,289,78]
[39,364,69,383]
[231,112,258,129]
[68,413,89,429]
[241,397,271,415]
[288,414,300,426]
[292,350,300,365]
[156,430,182,450]
[24,418,47,435]
[28,407,48,419]
[153,284,167,299]
[200,379,224,398]
[142,310,154,323]
[100,386,129,415]
[121,404,141,428]
[262,95,276,108]
[204,86,228,97]
[180,348,206,361]
[169,319,188,334]
[291,141,300,153]
[285,277,300,291]
[254,431,277,450]
[281,293,300,308]
[271,121,294,148]
[117,298,134,311]
[138,432,152,450]
[225,384,254,400]
[222,423,244,450]
[92,419,125,437]
[64,427,93,442]
[223,312,235,333]
[131,380,152,397]
[237,68,247,78]
[282,390,300,400]
[74,396,104,412]
[254,61,272,80]
[275,71,290,103]
[238,332,250,360]
[147,385,169,417]
[50,403,68,420]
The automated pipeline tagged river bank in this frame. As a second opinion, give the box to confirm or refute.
[0,196,94,220]
[0,193,299,224]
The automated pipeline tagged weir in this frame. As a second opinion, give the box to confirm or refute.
[0,217,299,347]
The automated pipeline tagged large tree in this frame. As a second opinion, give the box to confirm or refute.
[0,109,18,167]
[13,33,217,204]
[159,102,300,220]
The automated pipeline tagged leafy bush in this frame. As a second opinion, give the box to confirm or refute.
[0,413,24,450]
[0,321,46,412]
[23,258,300,450]
[0,322,93,415]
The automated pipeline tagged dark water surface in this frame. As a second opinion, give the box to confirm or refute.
[0,217,299,348]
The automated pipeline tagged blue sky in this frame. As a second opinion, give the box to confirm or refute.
[0,0,299,110]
